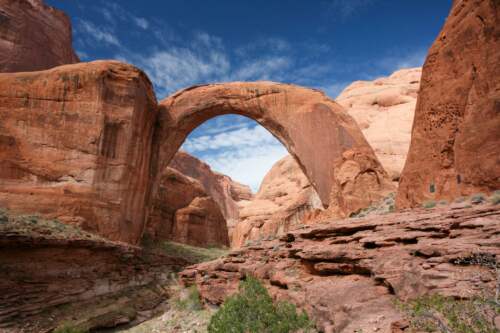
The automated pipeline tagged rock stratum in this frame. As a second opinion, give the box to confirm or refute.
[181,203,500,332]
[396,0,500,208]
[0,0,79,73]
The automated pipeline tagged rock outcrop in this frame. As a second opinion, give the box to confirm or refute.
[0,61,157,244]
[169,151,252,238]
[156,82,395,220]
[0,0,79,73]
[232,155,323,248]
[337,68,421,181]
[146,167,229,247]
[0,211,186,333]
[397,0,500,208]
[181,203,500,332]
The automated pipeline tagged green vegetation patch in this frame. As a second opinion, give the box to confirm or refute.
[208,276,315,333]
[398,294,499,333]
[160,241,229,264]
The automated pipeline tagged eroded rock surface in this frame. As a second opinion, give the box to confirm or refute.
[146,167,229,247]
[169,151,252,238]
[337,68,421,181]
[0,61,157,244]
[232,155,323,248]
[0,0,79,73]
[181,204,500,332]
[397,0,500,208]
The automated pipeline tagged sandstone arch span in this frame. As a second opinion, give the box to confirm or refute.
[151,82,393,221]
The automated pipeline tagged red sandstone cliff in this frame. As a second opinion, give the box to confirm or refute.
[396,0,500,208]
[0,0,79,73]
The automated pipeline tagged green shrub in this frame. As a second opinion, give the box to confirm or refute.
[470,193,486,204]
[399,294,498,333]
[423,200,436,209]
[208,276,314,333]
[53,323,87,333]
[174,285,203,311]
[490,192,500,205]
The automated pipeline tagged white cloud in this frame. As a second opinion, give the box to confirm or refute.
[77,19,120,46]
[183,126,281,153]
[134,17,149,30]
[328,0,375,18]
[206,145,288,192]
[182,124,289,191]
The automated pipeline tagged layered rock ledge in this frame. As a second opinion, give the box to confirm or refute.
[180,204,500,332]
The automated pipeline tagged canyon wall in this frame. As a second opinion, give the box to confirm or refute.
[0,61,157,244]
[0,0,79,72]
[396,0,500,208]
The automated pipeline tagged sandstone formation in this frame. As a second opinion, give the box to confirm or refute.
[0,61,157,244]
[181,203,500,332]
[0,211,187,332]
[0,0,79,73]
[146,167,229,247]
[156,82,395,220]
[232,155,323,248]
[169,151,252,237]
[397,0,500,208]
[337,68,421,181]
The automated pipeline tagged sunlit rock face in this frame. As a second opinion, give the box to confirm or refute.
[397,0,500,208]
[0,0,79,73]
[0,61,158,244]
[231,155,323,248]
[337,67,421,182]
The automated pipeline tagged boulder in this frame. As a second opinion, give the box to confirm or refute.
[0,61,157,244]
[397,0,500,208]
[0,0,79,73]
[337,68,421,182]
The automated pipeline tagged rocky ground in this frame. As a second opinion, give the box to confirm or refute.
[180,199,500,332]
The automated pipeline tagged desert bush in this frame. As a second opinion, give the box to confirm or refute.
[174,285,203,311]
[399,294,498,333]
[208,276,314,333]
[470,193,486,204]
[423,200,436,209]
[53,323,87,333]
[490,191,500,205]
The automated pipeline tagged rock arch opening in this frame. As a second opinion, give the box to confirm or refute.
[145,82,394,245]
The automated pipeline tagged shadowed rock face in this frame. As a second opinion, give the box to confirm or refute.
[146,167,229,247]
[397,0,500,208]
[0,61,158,244]
[169,151,253,238]
[156,82,394,220]
[0,0,79,73]
[180,204,500,332]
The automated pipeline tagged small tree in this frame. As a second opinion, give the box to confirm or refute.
[208,276,314,333]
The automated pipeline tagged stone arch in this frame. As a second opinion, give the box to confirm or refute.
[150,82,393,223]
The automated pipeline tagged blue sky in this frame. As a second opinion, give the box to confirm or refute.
[46,0,452,191]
